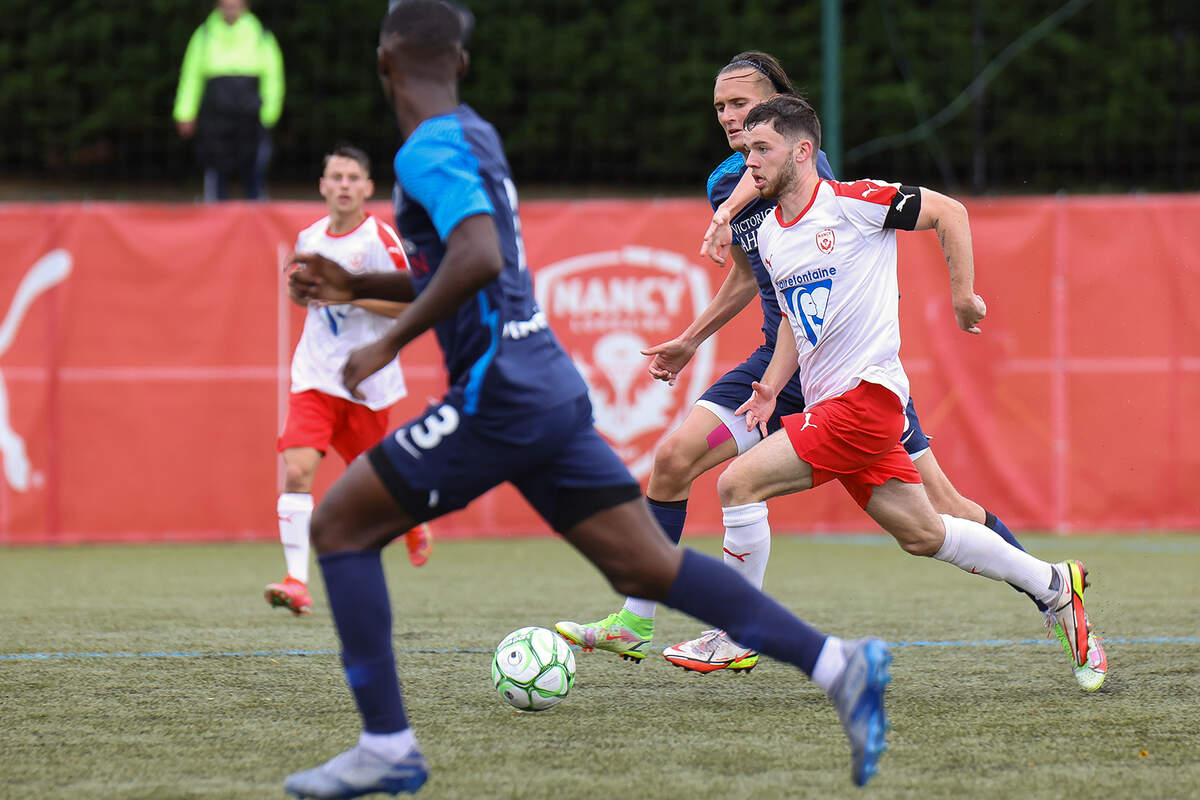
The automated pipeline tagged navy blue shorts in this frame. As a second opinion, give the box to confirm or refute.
[699,346,809,434]
[368,391,639,533]
[698,345,930,456]
[900,395,930,455]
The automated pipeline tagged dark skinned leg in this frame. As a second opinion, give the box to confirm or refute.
[310,456,416,555]
[561,498,828,675]
[310,457,416,733]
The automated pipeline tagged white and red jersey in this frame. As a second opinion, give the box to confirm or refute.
[290,214,409,410]
[756,178,921,410]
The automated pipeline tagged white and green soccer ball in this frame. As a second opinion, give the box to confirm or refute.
[491,626,576,712]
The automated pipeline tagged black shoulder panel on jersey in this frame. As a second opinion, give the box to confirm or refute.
[882,185,921,231]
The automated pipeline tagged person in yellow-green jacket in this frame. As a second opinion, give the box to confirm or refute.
[173,0,284,201]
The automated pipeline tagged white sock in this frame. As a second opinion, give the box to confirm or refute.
[721,502,771,590]
[811,636,846,693]
[621,597,657,619]
[621,503,772,619]
[277,493,313,584]
[359,728,417,761]
[934,514,1057,606]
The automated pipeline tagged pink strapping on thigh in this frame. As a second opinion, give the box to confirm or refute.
[706,424,733,450]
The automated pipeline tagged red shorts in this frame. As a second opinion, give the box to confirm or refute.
[277,390,390,463]
[781,381,922,509]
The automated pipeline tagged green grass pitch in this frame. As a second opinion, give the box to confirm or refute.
[2,534,1199,799]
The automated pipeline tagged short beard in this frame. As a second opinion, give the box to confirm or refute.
[760,158,797,199]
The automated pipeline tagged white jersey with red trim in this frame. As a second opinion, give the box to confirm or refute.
[290,214,409,410]
[757,178,921,410]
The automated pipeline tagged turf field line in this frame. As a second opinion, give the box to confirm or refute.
[810,535,1200,553]
[3,636,1197,662]
[890,636,1199,647]
[0,649,340,661]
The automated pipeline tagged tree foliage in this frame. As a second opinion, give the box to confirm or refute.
[0,0,1195,193]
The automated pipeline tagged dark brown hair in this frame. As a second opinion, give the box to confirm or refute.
[743,94,822,150]
[323,144,371,176]
[718,51,797,97]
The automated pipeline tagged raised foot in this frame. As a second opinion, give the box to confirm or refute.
[265,576,312,617]
[404,524,433,568]
[829,638,892,787]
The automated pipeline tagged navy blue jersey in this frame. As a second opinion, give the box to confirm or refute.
[392,105,587,416]
[706,150,835,346]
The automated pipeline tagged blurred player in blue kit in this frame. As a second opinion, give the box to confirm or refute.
[556,51,1106,691]
[282,3,891,796]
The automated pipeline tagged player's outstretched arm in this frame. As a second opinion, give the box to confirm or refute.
[914,188,986,334]
[701,169,759,265]
[735,318,799,436]
[643,247,758,385]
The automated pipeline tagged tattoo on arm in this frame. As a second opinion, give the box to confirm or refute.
[935,219,951,266]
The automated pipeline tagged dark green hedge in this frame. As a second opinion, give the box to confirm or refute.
[1,0,1196,194]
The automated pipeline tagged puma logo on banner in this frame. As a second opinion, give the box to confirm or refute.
[1,249,72,492]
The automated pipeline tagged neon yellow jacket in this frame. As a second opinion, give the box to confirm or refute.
[173,10,285,128]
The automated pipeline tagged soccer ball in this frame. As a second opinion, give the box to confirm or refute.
[491,626,576,711]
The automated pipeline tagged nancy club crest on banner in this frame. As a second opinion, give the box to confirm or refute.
[535,247,714,478]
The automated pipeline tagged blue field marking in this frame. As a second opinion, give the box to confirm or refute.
[807,534,1200,554]
[0,649,341,661]
[887,636,1200,648]
[3,637,1196,662]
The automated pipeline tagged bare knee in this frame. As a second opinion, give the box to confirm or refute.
[898,534,941,557]
[892,517,946,557]
[283,462,315,493]
[565,499,687,599]
[307,503,338,554]
[308,501,370,555]
[281,449,320,493]
[716,461,758,507]
[605,562,656,600]
[649,433,703,497]
[584,532,681,600]
[605,552,680,600]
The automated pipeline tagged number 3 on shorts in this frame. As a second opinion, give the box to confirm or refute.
[402,405,461,451]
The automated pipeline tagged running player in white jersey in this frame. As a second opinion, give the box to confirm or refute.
[267,145,431,617]
[557,52,1104,692]
[721,95,1104,690]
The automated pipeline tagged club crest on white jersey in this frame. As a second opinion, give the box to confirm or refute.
[815,228,835,254]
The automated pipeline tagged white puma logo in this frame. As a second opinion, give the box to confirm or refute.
[798,412,818,432]
[1,249,72,491]
[895,191,917,212]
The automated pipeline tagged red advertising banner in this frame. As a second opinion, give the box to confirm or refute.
[0,196,1197,544]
